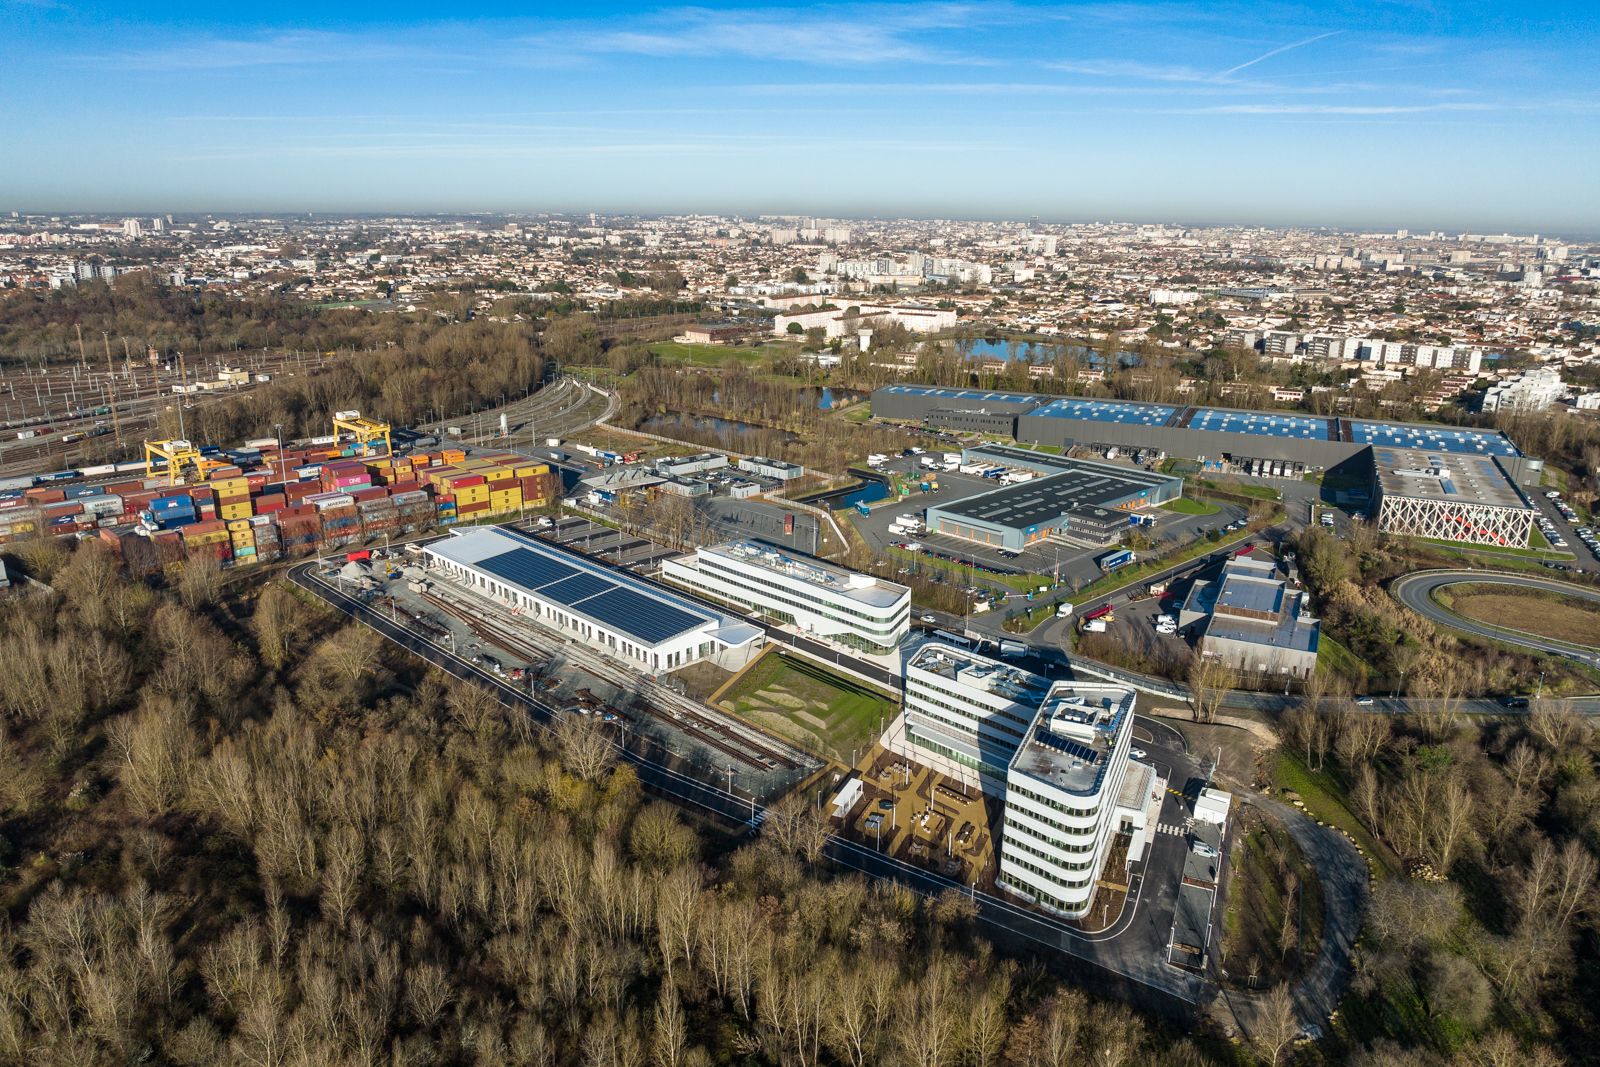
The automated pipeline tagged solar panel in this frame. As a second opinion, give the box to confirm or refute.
[582,587,707,644]
[476,548,579,590]
[542,572,615,605]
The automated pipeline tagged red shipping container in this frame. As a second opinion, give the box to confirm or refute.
[451,474,486,488]
[26,488,67,504]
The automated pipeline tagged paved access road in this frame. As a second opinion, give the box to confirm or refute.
[1391,569,1600,667]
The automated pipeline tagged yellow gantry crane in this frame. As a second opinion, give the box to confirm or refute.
[144,439,203,486]
[331,409,392,457]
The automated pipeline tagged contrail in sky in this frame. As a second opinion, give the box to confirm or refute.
[1219,30,1343,78]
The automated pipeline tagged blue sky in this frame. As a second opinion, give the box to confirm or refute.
[2,1,1597,233]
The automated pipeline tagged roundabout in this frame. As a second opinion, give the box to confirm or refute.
[1390,569,1600,667]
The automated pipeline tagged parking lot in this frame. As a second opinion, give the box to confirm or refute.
[1534,490,1598,569]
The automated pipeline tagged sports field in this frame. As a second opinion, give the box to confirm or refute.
[715,651,896,762]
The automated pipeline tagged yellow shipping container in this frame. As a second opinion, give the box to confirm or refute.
[220,504,253,521]
[232,532,256,547]
[512,463,545,479]
[226,519,253,532]
[456,484,489,505]
[489,491,521,510]
[186,531,230,546]
[211,477,249,494]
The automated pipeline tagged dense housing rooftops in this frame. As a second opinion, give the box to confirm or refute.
[1373,446,1530,509]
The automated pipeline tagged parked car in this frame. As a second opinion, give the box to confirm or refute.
[1355,696,1375,706]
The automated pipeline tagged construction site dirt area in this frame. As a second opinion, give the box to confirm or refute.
[837,746,1002,891]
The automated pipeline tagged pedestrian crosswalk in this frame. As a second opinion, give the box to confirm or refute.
[1157,822,1187,836]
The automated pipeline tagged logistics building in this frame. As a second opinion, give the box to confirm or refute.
[424,526,763,673]
[923,445,1181,550]
[661,539,910,654]
[871,384,1538,483]
[1371,447,1538,547]
[998,681,1152,920]
[1179,555,1320,679]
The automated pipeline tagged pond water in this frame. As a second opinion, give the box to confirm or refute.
[641,412,796,442]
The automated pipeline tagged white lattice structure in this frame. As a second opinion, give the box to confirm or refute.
[1376,493,1534,547]
[1372,446,1537,547]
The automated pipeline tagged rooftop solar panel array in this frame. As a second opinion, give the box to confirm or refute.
[881,384,1043,404]
[472,545,711,645]
[476,549,578,591]
[1186,409,1331,439]
[1029,397,1175,425]
[582,587,707,644]
[1349,421,1518,457]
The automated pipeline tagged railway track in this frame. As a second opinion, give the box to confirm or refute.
[417,579,806,771]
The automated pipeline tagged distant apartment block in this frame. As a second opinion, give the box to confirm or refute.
[1480,366,1566,413]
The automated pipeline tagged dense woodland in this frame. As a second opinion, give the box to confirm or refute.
[1274,698,1598,1066]
[0,539,1223,1067]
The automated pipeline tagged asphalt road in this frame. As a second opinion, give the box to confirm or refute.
[1391,569,1600,668]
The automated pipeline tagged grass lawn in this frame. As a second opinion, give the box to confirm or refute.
[1272,752,1397,878]
[1440,584,1600,647]
[647,341,774,366]
[1405,535,1568,561]
[1315,633,1370,688]
[715,650,896,763]
[1194,478,1281,501]
[1161,496,1221,516]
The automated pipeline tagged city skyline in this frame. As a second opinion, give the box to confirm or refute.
[2,1,1598,232]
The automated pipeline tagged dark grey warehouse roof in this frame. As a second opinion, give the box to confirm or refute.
[932,457,1177,531]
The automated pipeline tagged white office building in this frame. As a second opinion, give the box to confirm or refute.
[424,526,763,673]
[1481,366,1567,413]
[998,681,1146,920]
[662,539,910,654]
[899,642,1053,792]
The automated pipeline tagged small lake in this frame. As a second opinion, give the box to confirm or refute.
[642,412,797,442]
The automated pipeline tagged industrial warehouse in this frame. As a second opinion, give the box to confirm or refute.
[872,383,1533,470]
[873,384,1548,547]
[923,445,1182,550]
[1371,446,1540,548]
[424,525,764,673]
